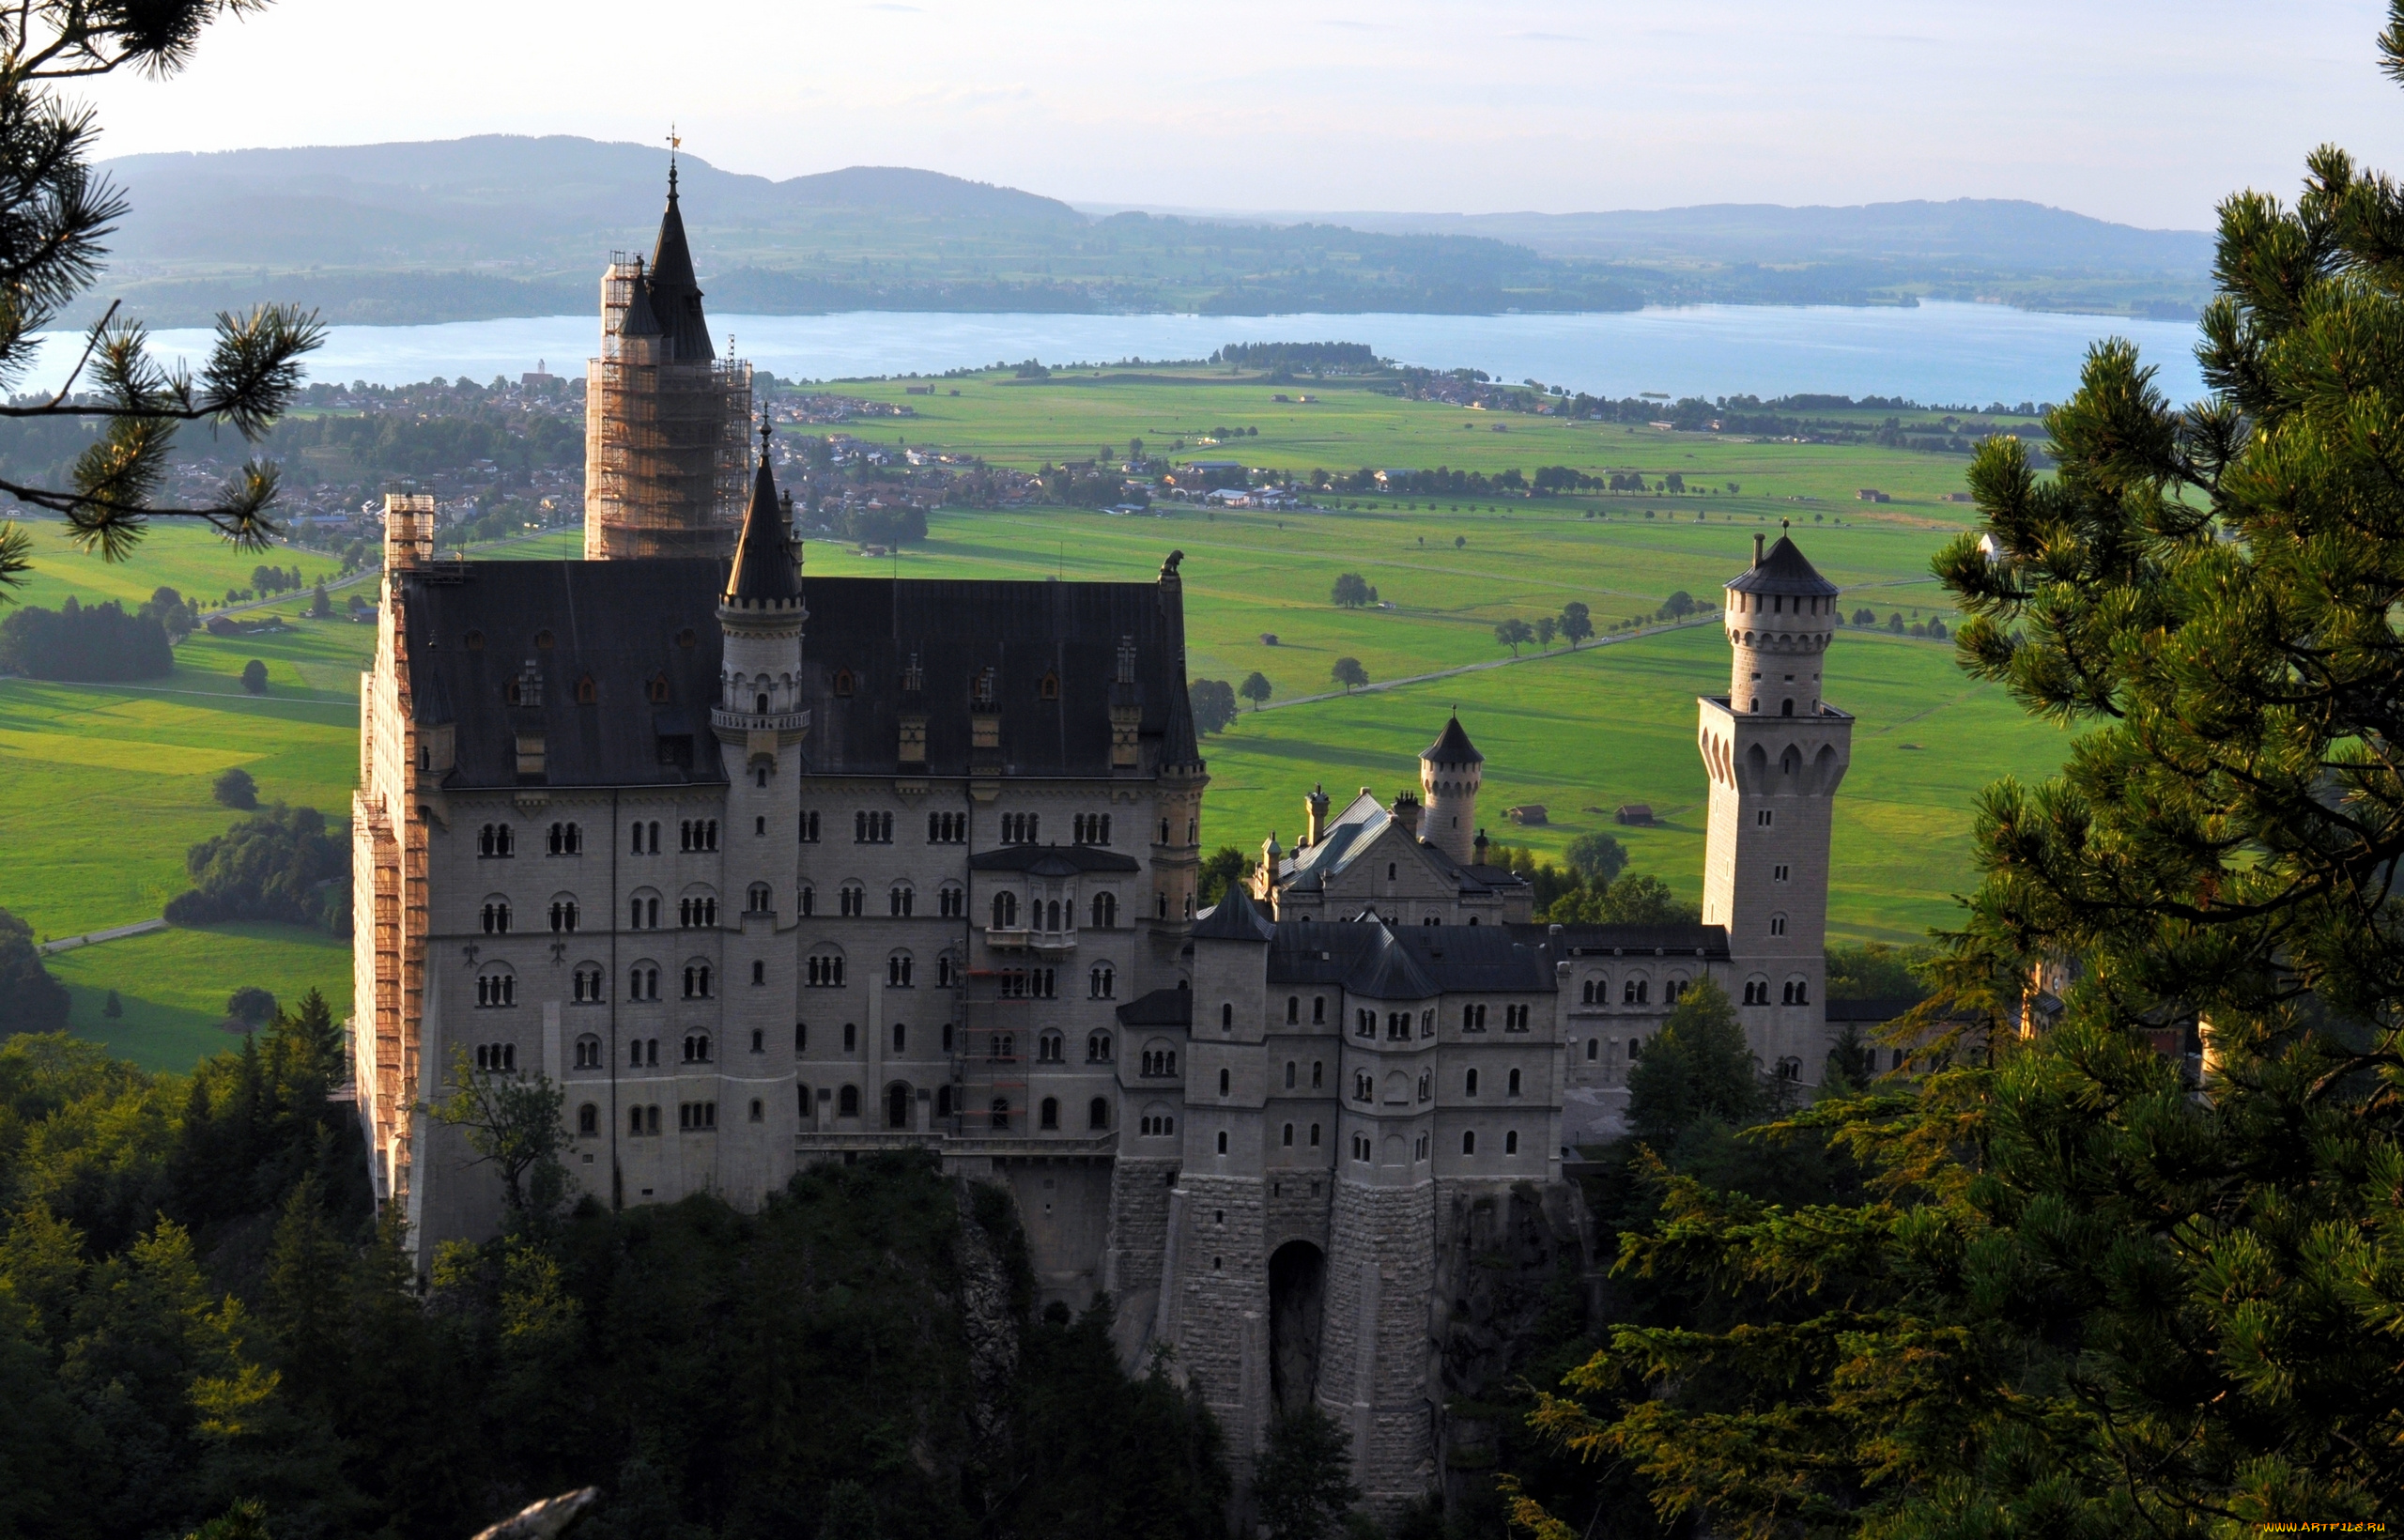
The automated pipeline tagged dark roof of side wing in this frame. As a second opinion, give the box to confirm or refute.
[400,562,1193,786]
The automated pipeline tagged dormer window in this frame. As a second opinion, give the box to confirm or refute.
[1040,671,1059,701]
[647,673,670,704]
[832,669,855,697]
[464,629,485,651]
[535,628,555,649]
[675,627,697,649]
[577,675,597,704]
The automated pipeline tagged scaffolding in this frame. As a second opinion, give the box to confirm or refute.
[582,255,753,562]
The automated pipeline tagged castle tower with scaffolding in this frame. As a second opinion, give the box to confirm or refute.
[583,157,755,562]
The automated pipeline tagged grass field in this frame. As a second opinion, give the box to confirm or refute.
[1,373,2074,1071]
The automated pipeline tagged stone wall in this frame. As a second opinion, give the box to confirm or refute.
[1103,1153,1179,1358]
[1170,1172,1271,1483]
[1316,1175,1439,1517]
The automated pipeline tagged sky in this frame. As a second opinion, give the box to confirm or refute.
[74,0,2404,230]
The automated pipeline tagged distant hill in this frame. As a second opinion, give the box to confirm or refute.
[72,135,2212,327]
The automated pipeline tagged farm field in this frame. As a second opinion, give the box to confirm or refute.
[1,372,2073,1070]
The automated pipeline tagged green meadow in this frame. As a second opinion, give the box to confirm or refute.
[1,372,2075,1070]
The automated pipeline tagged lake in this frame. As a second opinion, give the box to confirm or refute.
[28,301,2209,407]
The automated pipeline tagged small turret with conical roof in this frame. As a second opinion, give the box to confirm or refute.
[1723,522,1840,716]
[1419,710,1483,864]
[714,421,807,732]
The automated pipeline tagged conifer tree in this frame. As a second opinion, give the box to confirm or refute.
[1506,10,2404,1532]
[0,2,322,602]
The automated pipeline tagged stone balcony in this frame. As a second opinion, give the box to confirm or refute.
[982,926,1079,955]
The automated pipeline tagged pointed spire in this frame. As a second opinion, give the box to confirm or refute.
[725,419,800,605]
[618,255,660,338]
[1423,711,1483,766]
[647,152,711,362]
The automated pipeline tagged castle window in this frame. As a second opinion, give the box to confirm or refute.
[799,886,815,916]
[572,966,604,1004]
[747,883,773,913]
[1623,978,1649,1005]
[1418,1071,1431,1101]
[1217,1068,1230,1096]
[1140,1111,1176,1137]
[1314,995,1325,1024]
[1505,1130,1519,1155]
[1756,809,1774,827]
[1310,1122,1321,1147]
[808,953,845,988]
[800,810,821,842]
[477,823,515,858]
[675,628,697,648]
[1462,1130,1477,1156]
[1744,978,1768,1006]
[840,884,865,917]
[941,884,965,918]
[676,1101,718,1132]
[1040,1096,1060,1130]
[1352,1071,1372,1102]
[1504,1004,1530,1031]
[1508,1068,1522,1096]
[1222,1002,1234,1030]
[574,1032,603,1069]
[1283,1122,1295,1147]
[892,1022,906,1053]
[681,963,713,999]
[1424,1009,1436,1037]
[634,891,660,930]
[578,1102,597,1135]
[888,952,914,988]
[1466,1068,1479,1096]
[1773,864,1790,883]
[1087,1031,1112,1062]
[474,970,516,1009]
[1769,913,1788,937]
[854,810,893,843]
[647,674,669,703]
[751,1099,764,1123]
[1355,1009,1374,1039]
[547,822,582,855]
[481,899,511,934]
[1285,1061,1296,1089]
[548,898,578,932]
[840,1085,859,1116]
[1090,891,1116,929]
[465,629,485,650]
[577,675,596,704]
[993,891,1019,929]
[1666,978,1687,1003]
[832,669,855,696]
[1581,978,1604,1005]
[844,1023,857,1052]
[928,811,965,843]
[889,884,914,916]
[1285,996,1299,1024]
[1462,1003,1487,1031]
[682,1032,713,1064]
[1215,1131,1228,1155]
[1040,671,1059,701]
[1312,1060,1323,1089]
[752,1028,764,1054]
[1352,1133,1370,1163]
[756,692,771,715]
[1782,978,1811,1006]
[1001,812,1040,844]
[1073,813,1112,845]
[751,961,765,985]
[1089,1098,1110,1131]
[628,965,659,1001]
[473,1042,516,1072]
[1586,1038,1598,1061]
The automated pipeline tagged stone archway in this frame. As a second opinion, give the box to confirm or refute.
[1269,1240,1327,1416]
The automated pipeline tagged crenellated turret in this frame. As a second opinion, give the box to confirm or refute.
[1722,526,1841,716]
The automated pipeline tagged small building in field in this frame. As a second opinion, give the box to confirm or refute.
[1506,805,1548,825]
[1614,803,1654,826]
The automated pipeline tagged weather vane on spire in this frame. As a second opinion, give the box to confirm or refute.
[666,123,681,189]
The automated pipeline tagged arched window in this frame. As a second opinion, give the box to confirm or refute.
[1623,978,1650,1005]
[1505,1130,1519,1154]
[573,1033,602,1069]
[838,1085,860,1116]
[1744,978,1769,1006]
[1462,1130,1477,1156]
[682,962,713,999]
[473,1042,517,1072]
[888,1082,913,1129]
[1040,1097,1060,1130]
[890,884,914,916]
[747,883,773,913]
[682,1032,712,1064]
[1218,1067,1231,1096]
[808,952,845,988]
[1221,1002,1234,1029]
[1466,1068,1480,1096]
[475,969,516,1008]
[572,964,604,1002]
[1090,891,1117,929]
[578,1102,598,1135]
[1507,1067,1522,1096]
[993,891,1019,929]
[939,883,964,918]
[1086,1031,1112,1062]
[548,896,578,932]
[1418,1071,1431,1101]
[887,952,914,988]
[481,898,512,934]
[1088,963,1115,999]
[628,963,659,1001]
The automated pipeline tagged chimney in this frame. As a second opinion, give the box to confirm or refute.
[1390,792,1422,839]
[1304,782,1330,846]
[1473,828,1489,865]
[1753,531,1765,566]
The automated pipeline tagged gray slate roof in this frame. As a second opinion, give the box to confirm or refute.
[1727,534,1840,598]
[647,169,713,362]
[401,561,1194,789]
[1265,919,1553,997]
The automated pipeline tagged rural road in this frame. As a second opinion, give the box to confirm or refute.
[1252,613,1724,711]
[39,917,167,954]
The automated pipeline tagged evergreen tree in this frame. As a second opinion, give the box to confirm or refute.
[1251,1406,1360,1540]
[0,904,69,1033]
[1623,978,1761,1144]
[0,2,320,604]
[1509,15,2404,1532]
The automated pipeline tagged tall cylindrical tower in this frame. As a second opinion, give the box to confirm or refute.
[1419,714,1483,865]
[1724,528,1839,716]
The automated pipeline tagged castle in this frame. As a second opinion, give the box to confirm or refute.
[348,172,1856,1517]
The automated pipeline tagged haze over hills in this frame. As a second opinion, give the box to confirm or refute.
[77,134,2211,329]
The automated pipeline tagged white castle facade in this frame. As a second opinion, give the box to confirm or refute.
[347,175,1857,1517]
